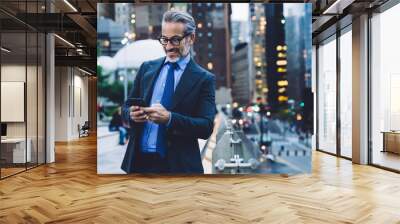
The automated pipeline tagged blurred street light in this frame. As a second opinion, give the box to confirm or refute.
[121,38,128,45]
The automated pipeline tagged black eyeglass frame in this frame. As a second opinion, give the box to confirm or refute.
[158,33,192,46]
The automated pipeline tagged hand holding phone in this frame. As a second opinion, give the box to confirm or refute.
[142,103,171,124]
[127,98,147,107]
[127,98,148,122]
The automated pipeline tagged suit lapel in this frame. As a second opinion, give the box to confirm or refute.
[171,58,202,110]
[141,57,202,110]
[142,57,165,105]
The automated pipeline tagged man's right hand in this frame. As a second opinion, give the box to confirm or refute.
[130,106,148,123]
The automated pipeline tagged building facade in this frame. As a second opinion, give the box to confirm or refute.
[191,3,232,89]
[231,43,252,105]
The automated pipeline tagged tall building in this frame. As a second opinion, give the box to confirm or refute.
[284,4,313,131]
[249,3,268,104]
[97,16,125,57]
[285,6,305,104]
[98,3,135,58]
[191,3,232,89]
[98,3,115,20]
[232,43,252,105]
[170,3,189,12]
[115,3,135,34]
[303,4,313,90]
[303,4,313,133]
[285,6,305,113]
[134,4,168,40]
[264,4,288,116]
[231,20,248,53]
[98,4,171,55]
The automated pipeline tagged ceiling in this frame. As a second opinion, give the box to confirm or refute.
[1,0,396,74]
[0,0,97,74]
[310,0,390,43]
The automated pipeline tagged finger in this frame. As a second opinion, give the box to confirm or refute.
[131,114,146,121]
[131,115,147,122]
[142,107,158,113]
[132,113,147,121]
[147,112,160,118]
[135,114,147,119]
[130,106,140,112]
[132,110,145,117]
[153,104,166,110]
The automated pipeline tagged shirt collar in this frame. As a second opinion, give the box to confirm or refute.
[164,53,191,70]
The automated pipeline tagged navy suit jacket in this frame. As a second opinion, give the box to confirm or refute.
[121,57,216,174]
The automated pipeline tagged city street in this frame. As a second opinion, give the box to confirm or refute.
[206,111,312,174]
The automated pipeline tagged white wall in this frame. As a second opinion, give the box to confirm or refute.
[1,63,46,164]
[54,67,89,141]
[54,66,69,141]
[1,65,26,139]
[1,65,42,137]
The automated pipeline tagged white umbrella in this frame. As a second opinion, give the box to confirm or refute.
[113,39,166,69]
[97,56,117,73]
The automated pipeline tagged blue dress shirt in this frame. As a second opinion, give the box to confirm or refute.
[140,54,191,154]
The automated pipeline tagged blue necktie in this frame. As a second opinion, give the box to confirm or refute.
[156,62,178,157]
[161,62,178,109]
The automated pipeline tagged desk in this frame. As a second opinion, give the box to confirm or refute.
[382,131,400,154]
[1,138,31,163]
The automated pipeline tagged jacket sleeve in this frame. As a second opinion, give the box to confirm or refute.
[122,62,146,128]
[167,74,216,140]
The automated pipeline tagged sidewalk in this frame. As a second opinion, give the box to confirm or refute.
[97,125,209,174]
[97,126,127,174]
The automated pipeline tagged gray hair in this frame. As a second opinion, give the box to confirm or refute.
[162,10,196,35]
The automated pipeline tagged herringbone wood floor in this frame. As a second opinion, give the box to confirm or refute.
[1,135,400,224]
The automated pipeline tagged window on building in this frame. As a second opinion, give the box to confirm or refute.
[370,3,400,171]
[339,28,352,158]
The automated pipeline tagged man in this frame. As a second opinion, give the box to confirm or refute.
[121,10,216,174]
[108,107,128,145]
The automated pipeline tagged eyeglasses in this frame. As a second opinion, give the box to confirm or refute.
[158,33,191,46]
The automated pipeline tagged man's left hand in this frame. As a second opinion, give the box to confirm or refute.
[142,103,171,124]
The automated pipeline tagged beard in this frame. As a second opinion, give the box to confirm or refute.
[165,48,181,62]
[165,46,190,62]
[166,56,180,62]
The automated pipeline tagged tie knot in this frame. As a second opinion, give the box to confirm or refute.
[168,62,179,70]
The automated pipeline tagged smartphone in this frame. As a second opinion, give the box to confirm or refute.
[127,98,147,107]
